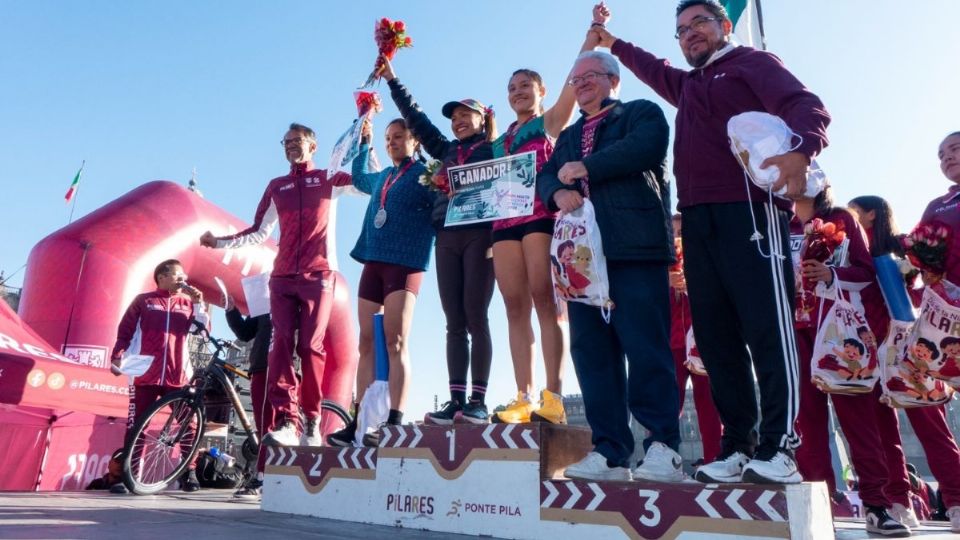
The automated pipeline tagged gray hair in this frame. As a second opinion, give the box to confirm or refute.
[576,51,620,78]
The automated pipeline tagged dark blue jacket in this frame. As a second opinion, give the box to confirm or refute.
[537,98,674,263]
[224,308,270,375]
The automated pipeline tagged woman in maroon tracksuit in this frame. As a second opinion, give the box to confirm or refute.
[849,132,960,532]
[791,187,911,532]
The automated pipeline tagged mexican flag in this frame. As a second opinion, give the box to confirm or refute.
[723,0,765,50]
[64,162,84,203]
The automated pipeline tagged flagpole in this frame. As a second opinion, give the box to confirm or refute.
[755,0,767,51]
[67,160,85,225]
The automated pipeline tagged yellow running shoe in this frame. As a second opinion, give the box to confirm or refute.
[531,389,567,424]
[492,392,535,424]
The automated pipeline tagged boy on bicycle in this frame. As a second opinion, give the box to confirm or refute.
[111,259,208,493]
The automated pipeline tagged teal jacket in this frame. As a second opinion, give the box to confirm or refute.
[350,145,436,271]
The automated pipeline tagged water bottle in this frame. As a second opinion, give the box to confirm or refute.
[209,447,236,469]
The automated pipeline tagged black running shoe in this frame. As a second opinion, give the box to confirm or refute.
[424,400,462,425]
[457,400,489,424]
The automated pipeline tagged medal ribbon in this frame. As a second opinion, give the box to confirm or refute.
[379,159,416,210]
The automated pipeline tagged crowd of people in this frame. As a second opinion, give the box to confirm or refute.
[102,1,960,535]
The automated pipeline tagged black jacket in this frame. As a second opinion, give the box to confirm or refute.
[225,308,271,375]
[537,98,674,263]
[388,78,493,231]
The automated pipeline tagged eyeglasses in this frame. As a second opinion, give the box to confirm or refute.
[675,16,720,39]
[281,136,308,147]
[567,71,611,87]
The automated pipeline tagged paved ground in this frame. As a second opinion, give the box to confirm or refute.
[0,491,956,539]
[0,491,473,540]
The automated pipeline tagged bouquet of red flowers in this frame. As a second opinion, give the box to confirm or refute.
[902,221,951,276]
[796,218,847,323]
[354,91,383,117]
[418,160,448,194]
[362,18,413,88]
[801,218,847,262]
[328,91,385,174]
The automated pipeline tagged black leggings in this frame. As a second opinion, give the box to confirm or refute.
[435,227,495,386]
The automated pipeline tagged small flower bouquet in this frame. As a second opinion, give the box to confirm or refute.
[797,218,847,323]
[354,90,383,117]
[328,92,384,174]
[362,18,413,88]
[418,159,448,194]
[902,221,951,276]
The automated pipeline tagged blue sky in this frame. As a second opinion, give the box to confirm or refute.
[2,1,958,418]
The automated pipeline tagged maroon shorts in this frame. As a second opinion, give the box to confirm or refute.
[358,261,424,304]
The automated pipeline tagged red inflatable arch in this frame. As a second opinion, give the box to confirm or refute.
[19,180,359,429]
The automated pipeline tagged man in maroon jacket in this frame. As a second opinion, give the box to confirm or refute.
[200,123,352,448]
[593,0,830,485]
[111,258,208,492]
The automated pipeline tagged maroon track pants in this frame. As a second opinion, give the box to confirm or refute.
[262,271,336,434]
[795,327,909,508]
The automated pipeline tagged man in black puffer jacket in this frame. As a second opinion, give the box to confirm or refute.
[538,50,681,483]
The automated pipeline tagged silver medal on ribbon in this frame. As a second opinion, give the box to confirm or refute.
[374,208,387,229]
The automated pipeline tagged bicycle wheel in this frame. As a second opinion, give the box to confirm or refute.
[123,391,205,495]
[321,399,352,426]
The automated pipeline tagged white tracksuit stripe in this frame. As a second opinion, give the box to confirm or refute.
[764,203,800,449]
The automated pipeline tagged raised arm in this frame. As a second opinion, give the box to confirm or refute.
[380,56,451,160]
[542,4,609,138]
[594,26,688,107]
[351,120,381,195]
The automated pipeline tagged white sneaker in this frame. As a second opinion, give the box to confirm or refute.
[741,449,802,484]
[694,451,750,483]
[632,442,684,482]
[948,505,960,533]
[564,451,631,482]
[888,502,920,529]
[300,416,323,447]
[263,421,299,446]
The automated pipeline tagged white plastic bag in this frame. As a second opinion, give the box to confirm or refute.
[118,354,153,377]
[809,288,878,394]
[880,318,954,408]
[550,199,613,321]
[728,111,826,198]
[355,314,391,446]
[903,283,960,389]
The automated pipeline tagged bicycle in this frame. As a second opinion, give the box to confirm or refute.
[121,323,352,495]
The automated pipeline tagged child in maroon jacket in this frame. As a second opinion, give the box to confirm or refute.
[851,186,960,534]
[791,187,911,534]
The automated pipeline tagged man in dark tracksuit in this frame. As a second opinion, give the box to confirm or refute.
[224,297,270,500]
[594,0,830,484]
[538,50,681,482]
